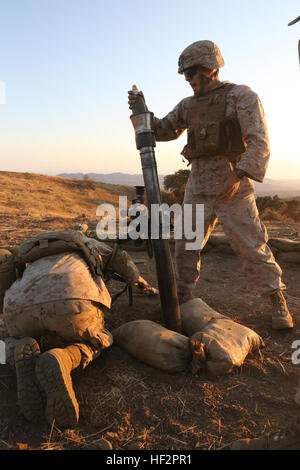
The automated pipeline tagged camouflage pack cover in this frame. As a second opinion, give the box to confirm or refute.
[178,40,224,73]
[17,230,104,279]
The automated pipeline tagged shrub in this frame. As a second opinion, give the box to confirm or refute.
[164,169,190,204]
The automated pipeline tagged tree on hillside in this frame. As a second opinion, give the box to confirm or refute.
[256,195,283,213]
[164,169,191,204]
[283,199,300,220]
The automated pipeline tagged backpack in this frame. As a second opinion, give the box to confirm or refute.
[17,230,103,279]
[0,230,132,311]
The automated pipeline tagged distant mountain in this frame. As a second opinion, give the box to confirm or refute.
[57,172,166,188]
[57,172,300,198]
[254,179,300,198]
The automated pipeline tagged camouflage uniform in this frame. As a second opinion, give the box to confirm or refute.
[152,81,284,296]
[2,239,140,367]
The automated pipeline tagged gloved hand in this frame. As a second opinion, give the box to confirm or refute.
[128,89,146,110]
[133,276,158,296]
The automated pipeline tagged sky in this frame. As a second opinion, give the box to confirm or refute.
[0,0,299,180]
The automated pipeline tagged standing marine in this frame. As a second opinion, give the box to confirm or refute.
[128,40,293,330]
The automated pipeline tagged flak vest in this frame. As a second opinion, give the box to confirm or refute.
[181,83,246,162]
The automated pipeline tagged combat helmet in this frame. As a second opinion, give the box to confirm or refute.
[178,40,224,73]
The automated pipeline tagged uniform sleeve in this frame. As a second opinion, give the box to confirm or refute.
[234,86,270,183]
[152,99,188,142]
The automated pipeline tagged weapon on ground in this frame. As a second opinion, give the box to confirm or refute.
[129,86,182,333]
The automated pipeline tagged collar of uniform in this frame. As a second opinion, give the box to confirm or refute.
[195,80,232,100]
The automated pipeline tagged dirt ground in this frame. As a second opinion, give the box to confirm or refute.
[0,172,300,451]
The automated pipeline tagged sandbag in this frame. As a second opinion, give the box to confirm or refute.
[0,249,17,314]
[190,317,264,376]
[181,298,229,335]
[268,238,300,252]
[112,320,192,373]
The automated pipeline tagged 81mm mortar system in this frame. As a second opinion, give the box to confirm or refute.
[129,86,182,333]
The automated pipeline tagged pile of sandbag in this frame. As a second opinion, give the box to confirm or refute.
[202,234,300,264]
[112,297,264,376]
[268,238,300,264]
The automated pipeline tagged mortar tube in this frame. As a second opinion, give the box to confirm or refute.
[130,104,182,333]
[139,145,182,333]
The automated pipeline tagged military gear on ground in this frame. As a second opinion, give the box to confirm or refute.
[14,337,43,423]
[270,290,294,329]
[178,40,224,73]
[112,320,192,373]
[230,416,300,450]
[181,84,245,161]
[35,345,82,427]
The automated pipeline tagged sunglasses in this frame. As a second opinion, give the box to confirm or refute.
[183,66,199,79]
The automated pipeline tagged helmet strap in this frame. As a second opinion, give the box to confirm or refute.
[196,69,219,96]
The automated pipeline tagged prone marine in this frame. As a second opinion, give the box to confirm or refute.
[0,229,157,427]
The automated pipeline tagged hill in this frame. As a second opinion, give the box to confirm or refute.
[57,172,166,189]
[253,179,300,198]
[0,171,136,219]
[0,171,137,247]
[58,172,300,198]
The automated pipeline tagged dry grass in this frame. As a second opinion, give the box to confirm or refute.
[0,171,136,219]
[0,171,300,451]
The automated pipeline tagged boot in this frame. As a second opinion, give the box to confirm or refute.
[270,290,294,329]
[14,337,44,423]
[35,345,82,428]
[231,416,300,450]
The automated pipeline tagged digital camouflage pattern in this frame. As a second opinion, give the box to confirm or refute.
[153,81,270,194]
[152,80,283,297]
[178,40,225,73]
[175,185,285,296]
[4,253,112,311]
[2,239,141,366]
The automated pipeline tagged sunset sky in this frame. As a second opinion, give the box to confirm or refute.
[0,0,299,180]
